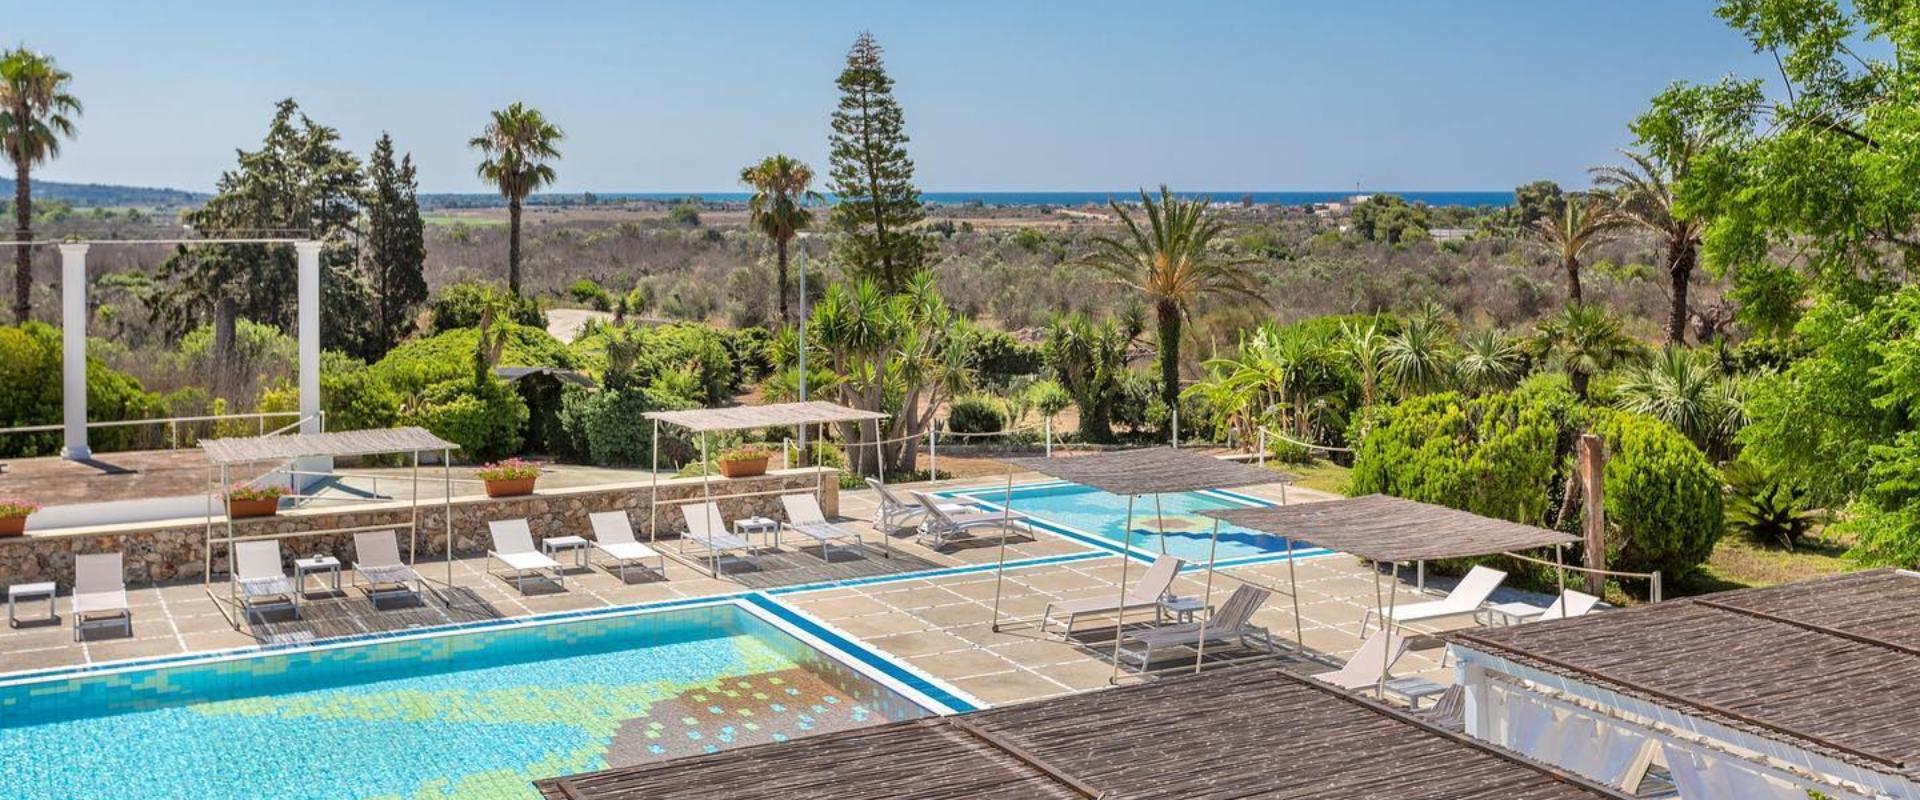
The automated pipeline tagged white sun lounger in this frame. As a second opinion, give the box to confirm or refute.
[233,540,299,622]
[587,510,666,581]
[72,552,131,641]
[867,478,984,532]
[1481,588,1602,626]
[352,530,421,606]
[1041,554,1182,636]
[780,493,863,560]
[1312,629,1409,691]
[1117,584,1274,670]
[679,502,753,553]
[487,519,565,594]
[911,490,1029,547]
[1359,564,1507,636]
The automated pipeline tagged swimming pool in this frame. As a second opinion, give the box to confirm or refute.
[0,602,936,800]
[953,481,1314,564]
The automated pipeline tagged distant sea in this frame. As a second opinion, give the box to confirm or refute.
[429,190,1514,208]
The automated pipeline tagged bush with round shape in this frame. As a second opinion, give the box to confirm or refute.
[946,394,1008,436]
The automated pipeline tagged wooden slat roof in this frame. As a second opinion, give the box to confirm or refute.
[535,665,1628,800]
[999,448,1291,495]
[643,401,887,433]
[1454,569,1920,780]
[199,426,457,464]
[1201,494,1578,562]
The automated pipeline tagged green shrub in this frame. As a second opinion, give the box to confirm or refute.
[567,279,614,312]
[959,325,1043,387]
[559,385,697,466]
[568,323,736,405]
[317,352,402,433]
[403,377,527,462]
[1593,410,1723,581]
[0,323,160,457]
[375,324,572,394]
[429,280,546,333]
[947,394,1008,436]
[1722,460,1819,550]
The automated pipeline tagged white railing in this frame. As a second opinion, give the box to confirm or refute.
[0,410,320,453]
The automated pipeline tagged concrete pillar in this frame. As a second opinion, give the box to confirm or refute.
[295,241,322,435]
[59,243,90,460]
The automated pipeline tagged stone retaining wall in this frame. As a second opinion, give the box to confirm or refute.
[0,468,838,586]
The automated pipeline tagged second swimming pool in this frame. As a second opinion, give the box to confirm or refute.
[949,481,1311,563]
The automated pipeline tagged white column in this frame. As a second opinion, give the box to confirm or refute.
[295,241,322,434]
[59,244,91,460]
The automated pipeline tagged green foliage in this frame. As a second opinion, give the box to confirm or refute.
[176,317,296,375]
[827,32,929,288]
[0,323,159,457]
[1348,194,1431,245]
[570,323,737,405]
[666,201,702,227]
[316,351,400,433]
[405,375,527,462]
[1025,378,1073,420]
[559,385,695,466]
[946,394,1008,435]
[375,323,571,395]
[470,101,563,296]
[567,278,613,312]
[1593,410,1724,580]
[1044,312,1132,442]
[957,323,1042,388]
[1723,460,1819,550]
[363,133,428,359]
[739,154,822,325]
[429,280,545,333]
[1729,260,1806,338]
[1613,347,1745,457]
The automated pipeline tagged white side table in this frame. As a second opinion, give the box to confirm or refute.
[734,517,779,550]
[293,555,342,596]
[543,535,591,569]
[1157,595,1210,626]
[8,581,56,627]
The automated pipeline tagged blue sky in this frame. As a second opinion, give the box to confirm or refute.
[12,1,1770,194]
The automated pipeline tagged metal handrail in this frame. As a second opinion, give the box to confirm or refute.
[0,410,305,435]
[1498,548,1664,602]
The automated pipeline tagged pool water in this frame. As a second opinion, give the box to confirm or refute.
[0,604,929,800]
[957,482,1301,562]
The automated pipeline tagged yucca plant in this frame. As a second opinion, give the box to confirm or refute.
[1455,327,1523,394]
[1382,312,1454,398]
[1539,303,1639,400]
[1723,460,1819,551]
[1614,347,1743,456]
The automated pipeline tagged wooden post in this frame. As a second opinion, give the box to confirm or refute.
[1578,434,1606,596]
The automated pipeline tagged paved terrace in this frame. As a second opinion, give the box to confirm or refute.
[0,479,1525,708]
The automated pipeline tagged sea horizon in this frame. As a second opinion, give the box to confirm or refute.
[424,189,1516,208]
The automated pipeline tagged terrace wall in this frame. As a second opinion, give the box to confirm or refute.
[0,468,838,586]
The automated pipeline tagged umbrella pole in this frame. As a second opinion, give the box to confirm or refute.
[1107,494,1137,683]
[1378,560,1401,701]
[1194,517,1221,673]
[990,470,1013,631]
[1153,492,1167,555]
[874,432,890,559]
[1286,535,1303,648]
[649,419,660,547]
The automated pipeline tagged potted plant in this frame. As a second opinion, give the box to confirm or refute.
[717,445,772,478]
[477,458,541,497]
[226,484,286,519]
[0,498,39,537]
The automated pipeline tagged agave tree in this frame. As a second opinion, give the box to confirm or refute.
[740,154,822,326]
[1539,303,1639,400]
[0,47,80,323]
[470,102,563,297]
[1455,327,1524,394]
[1084,185,1260,419]
[1591,148,1704,345]
[1527,192,1626,306]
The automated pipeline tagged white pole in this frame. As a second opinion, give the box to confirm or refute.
[928,425,938,481]
[58,243,91,460]
[295,241,323,435]
[1171,405,1179,449]
[1257,428,1266,468]
[1286,535,1303,647]
[1108,495,1137,683]
[443,448,453,599]
[650,419,660,545]
[795,246,809,455]
[1044,416,1053,457]
[1194,517,1221,673]
[989,470,1014,631]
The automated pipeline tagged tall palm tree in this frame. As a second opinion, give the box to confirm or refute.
[1539,303,1639,400]
[0,47,80,323]
[1083,185,1259,417]
[739,154,822,326]
[470,102,562,297]
[1591,148,1703,345]
[1527,192,1625,306]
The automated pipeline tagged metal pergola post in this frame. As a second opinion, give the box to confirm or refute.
[1193,517,1222,672]
[649,419,660,547]
[702,430,716,578]
[443,448,453,599]
[1285,536,1303,647]
[1106,494,1138,683]
[871,428,891,559]
[989,470,1015,631]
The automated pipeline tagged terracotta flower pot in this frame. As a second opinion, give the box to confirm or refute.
[484,476,537,498]
[0,516,25,537]
[717,456,769,479]
[228,498,280,519]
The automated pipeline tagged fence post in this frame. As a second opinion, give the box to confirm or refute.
[1171,406,1179,449]
[783,438,793,469]
[1578,434,1608,596]
[1044,417,1053,457]
[928,426,938,481]
[1651,571,1663,603]
[1257,428,1267,467]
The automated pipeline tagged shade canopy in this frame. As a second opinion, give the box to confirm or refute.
[1000,448,1290,496]
[643,401,886,433]
[1202,494,1578,562]
[535,665,1626,800]
[200,426,457,465]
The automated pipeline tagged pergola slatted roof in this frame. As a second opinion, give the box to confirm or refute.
[999,448,1290,495]
[535,665,1627,800]
[200,426,457,465]
[1454,569,1920,780]
[1201,494,1578,562]
[642,401,886,433]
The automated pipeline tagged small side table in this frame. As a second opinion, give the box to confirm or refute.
[1382,676,1449,709]
[8,581,56,627]
[1157,595,1210,626]
[1478,601,1546,627]
[293,556,342,596]
[543,535,591,569]
[735,517,779,550]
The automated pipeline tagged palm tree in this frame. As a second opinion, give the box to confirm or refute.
[0,47,80,323]
[470,102,562,297]
[1084,185,1259,419]
[1591,148,1703,345]
[1455,327,1523,394]
[1382,311,1455,398]
[1339,319,1389,409]
[1526,192,1625,306]
[739,154,822,326]
[1539,303,1639,400]
[1614,346,1744,456]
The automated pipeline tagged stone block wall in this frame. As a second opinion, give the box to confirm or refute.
[0,468,838,586]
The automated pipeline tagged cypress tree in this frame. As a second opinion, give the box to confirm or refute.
[364,132,427,359]
[827,32,927,289]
